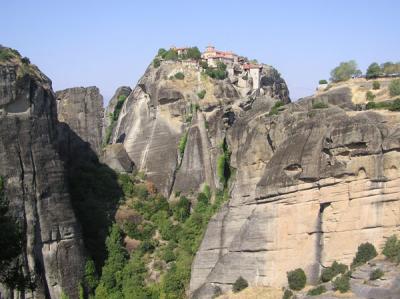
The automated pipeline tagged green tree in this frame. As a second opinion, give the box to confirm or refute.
[366,62,382,79]
[330,60,361,82]
[352,242,377,267]
[158,48,167,57]
[382,235,400,262]
[287,268,306,291]
[84,259,99,294]
[333,273,350,293]
[97,224,127,294]
[319,79,328,84]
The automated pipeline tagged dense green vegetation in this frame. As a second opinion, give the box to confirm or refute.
[366,98,400,111]
[351,242,377,268]
[104,95,127,145]
[197,89,206,99]
[382,235,400,263]
[330,60,361,82]
[0,47,20,61]
[232,276,248,293]
[370,268,384,280]
[269,100,284,116]
[332,273,350,293]
[307,285,326,296]
[205,62,227,80]
[157,47,201,61]
[319,79,328,84]
[312,101,328,109]
[89,174,229,299]
[287,268,306,291]
[0,177,33,291]
[320,261,348,282]
[389,79,400,96]
[217,139,231,187]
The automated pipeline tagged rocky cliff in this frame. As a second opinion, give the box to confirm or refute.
[107,59,289,197]
[101,54,400,298]
[190,88,400,298]
[56,86,104,158]
[0,47,84,299]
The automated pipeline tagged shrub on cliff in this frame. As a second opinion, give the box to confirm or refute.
[287,268,306,290]
[320,261,348,282]
[370,268,384,280]
[232,276,248,293]
[197,89,206,99]
[205,62,227,80]
[269,100,285,116]
[282,289,293,299]
[174,72,185,80]
[372,81,380,90]
[307,285,326,296]
[366,91,376,102]
[389,79,400,97]
[312,101,328,109]
[333,273,350,293]
[319,79,328,84]
[382,235,400,262]
[153,58,161,68]
[352,242,377,268]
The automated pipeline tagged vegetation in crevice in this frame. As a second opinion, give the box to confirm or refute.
[312,101,328,109]
[307,285,326,296]
[269,100,285,115]
[178,132,188,158]
[103,95,127,146]
[217,138,231,187]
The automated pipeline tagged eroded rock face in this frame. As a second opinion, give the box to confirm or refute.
[56,87,104,157]
[190,94,400,298]
[109,60,290,197]
[0,53,84,298]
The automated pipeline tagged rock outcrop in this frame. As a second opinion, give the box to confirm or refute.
[108,59,290,197]
[190,89,400,298]
[0,47,84,299]
[56,86,104,157]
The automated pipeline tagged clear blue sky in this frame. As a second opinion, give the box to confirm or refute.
[1,0,399,102]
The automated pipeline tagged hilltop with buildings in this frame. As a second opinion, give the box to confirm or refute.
[154,45,268,94]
